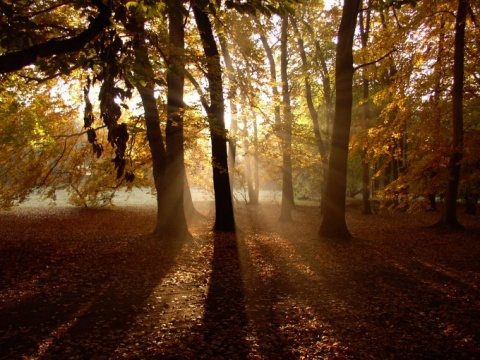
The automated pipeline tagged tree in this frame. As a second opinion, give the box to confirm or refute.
[278,12,295,222]
[0,0,111,74]
[436,0,469,230]
[164,2,189,237]
[319,0,361,240]
[359,0,373,215]
[126,1,190,238]
[291,9,332,213]
[130,17,169,235]
[191,0,236,232]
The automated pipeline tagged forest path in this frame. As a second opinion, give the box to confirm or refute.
[0,203,479,359]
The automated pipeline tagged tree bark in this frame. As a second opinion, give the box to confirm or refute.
[218,28,239,195]
[0,0,111,74]
[132,11,189,238]
[191,0,235,232]
[132,30,167,236]
[437,0,468,230]
[164,3,189,238]
[279,13,295,222]
[360,1,373,215]
[319,0,361,240]
[243,107,260,205]
[292,16,329,213]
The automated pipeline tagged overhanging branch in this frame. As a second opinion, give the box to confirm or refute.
[0,0,111,74]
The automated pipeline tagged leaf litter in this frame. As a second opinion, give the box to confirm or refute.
[0,202,479,359]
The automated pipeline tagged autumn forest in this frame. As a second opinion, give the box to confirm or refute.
[1,0,480,358]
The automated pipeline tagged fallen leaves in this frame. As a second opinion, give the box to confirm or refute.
[0,203,479,359]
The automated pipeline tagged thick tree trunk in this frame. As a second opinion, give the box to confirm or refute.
[319,0,360,240]
[184,173,202,221]
[437,0,468,230]
[133,36,167,235]
[464,190,478,215]
[191,0,235,232]
[218,30,239,195]
[133,13,189,238]
[163,3,189,238]
[279,13,295,222]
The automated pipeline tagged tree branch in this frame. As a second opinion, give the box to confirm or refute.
[184,68,210,112]
[354,48,396,71]
[0,0,111,74]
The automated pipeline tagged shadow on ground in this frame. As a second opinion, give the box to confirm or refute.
[0,208,188,359]
[1,204,479,359]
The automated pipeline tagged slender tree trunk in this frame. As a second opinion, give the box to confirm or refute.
[292,16,329,212]
[427,20,446,211]
[360,1,372,215]
[243,110,259,205]
[437,0,468,229]
[254,16,283,205]
[279,13,294,222]
[253,116,260,204]
[191,0,235,232]
[319,0,360,240]
[301,19,335,149]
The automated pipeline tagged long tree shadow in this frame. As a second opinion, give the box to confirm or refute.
[196,231,249,358]
[265,220,480,358]
[232,204,480,358]
[0,230,189,359]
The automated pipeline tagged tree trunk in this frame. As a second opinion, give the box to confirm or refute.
[279,13,295,222]
[163,3,189,238]
[255,16,283,205]
[252,116,260,204]
[292,16,329,213]
[319,0,360,240]
[218,29,239,195]
[243,110,259,205]
[360,1,372,215]
[184,173,201,221]
[437,0,468,230]
[191,0,235,232]
[132,29,167,236]
[132,12,189,238]
[427,20,445,211]
[464,189,478,215]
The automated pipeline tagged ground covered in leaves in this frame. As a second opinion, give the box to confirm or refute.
[0,201,479,359]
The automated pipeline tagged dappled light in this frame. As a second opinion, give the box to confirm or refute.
[1,0,480,358]
[1,203,479,358]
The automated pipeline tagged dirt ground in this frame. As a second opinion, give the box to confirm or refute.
[0,202,479,359]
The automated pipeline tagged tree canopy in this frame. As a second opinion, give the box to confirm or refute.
[1,0,479,237]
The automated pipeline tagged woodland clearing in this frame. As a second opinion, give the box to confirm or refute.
[0,202,479,359]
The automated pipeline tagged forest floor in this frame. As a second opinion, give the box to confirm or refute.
[0,201,479,359]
